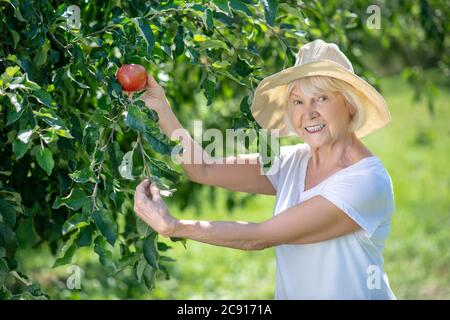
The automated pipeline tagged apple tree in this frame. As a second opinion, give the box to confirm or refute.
[2,0,445,299]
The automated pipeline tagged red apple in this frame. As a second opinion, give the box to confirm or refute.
[116,64,147,91]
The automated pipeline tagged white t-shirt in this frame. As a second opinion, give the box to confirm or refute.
[257,142,396,300]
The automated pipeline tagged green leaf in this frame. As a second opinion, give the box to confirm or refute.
[229,0,253,16]
[173,25,185,58]
[239,95,251,115]
[142,265,157,290]
[159,255,176,263]
[212,60,231,69]
[52,230,79,268]
[82,123,99,154]
[6,104,26,126]
[10,30,20,50]
[136,218,150,237]
[131,91,147,101]
[69,168,97,184]
[33,40,50,67]
[7,93,22,112]
[22,76,41,90]
[203,8,214,32]
[41,130,58,144]
[170,237,188,249]
[49,128,74,139]
[33,108,67,128]
[134,258,146,282]
[143,131,174,156]
[13,139,30,160]
[108,142,124,177]
[123,104,148,133]
[92,210,118,246]
[261,0,278,26]
[81,197,94,216]
[66,67,89,89]
[212,0,232,16]
[22,283,48,299]
[11,0,26,22]
[0,258,9,283]
[201,78,216,106]
[119,151,135,180]
[0,199,17,227]
[234,55,254,78]
[52,243,77,267]
[141,103,159,122]
[135,18,155,55]
[35,147,54,176]
[52,188,87,211]
[5,66,20,78]
[0,225,18,254]
[148,158,180,184]
[109,79,123,98]
[157,242,172,252]
[159,43,172,58]
[94,235,115,269]
[76,224,96,247]
[115,253,140,275]
[32,89,56,108]
[198,39,228,51]
[143,232,159,270]
[62,212,89,236]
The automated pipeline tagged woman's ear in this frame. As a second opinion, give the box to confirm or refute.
[344,98,356,118]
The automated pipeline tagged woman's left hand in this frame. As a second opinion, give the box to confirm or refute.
[133,179,177,236]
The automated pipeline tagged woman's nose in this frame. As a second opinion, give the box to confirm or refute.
[307,114,321,123]
[304,103,320,117]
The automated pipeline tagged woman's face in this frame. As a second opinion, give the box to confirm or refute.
[288,86,354,148]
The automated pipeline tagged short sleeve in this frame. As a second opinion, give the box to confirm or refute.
[256,143,306,191]
[319,166,395,238]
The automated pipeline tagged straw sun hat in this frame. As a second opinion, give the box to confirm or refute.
[250,39,391,138]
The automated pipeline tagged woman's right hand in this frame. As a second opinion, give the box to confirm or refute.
[125,72,183,148]
[126,74,169,112]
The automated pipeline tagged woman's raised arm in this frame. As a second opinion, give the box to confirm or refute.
[134,74,276,196]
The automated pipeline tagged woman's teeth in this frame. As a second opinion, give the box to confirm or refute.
[305,124,326,133]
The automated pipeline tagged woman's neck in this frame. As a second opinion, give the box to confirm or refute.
[307,132,370,171]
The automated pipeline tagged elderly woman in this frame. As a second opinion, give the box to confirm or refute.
[132,40,396,299]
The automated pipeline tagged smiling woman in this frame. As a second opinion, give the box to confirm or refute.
[133,39,397,300]
[284,76,367,138]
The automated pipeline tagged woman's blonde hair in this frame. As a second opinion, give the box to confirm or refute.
[284,76,367,134]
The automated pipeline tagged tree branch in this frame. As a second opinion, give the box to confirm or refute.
[92,126,115,211]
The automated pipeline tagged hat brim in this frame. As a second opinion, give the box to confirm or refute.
[250,60,391,139]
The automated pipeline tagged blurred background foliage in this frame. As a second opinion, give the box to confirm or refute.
[0,0,448,299]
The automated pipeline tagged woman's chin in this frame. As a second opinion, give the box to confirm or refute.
[297,129,330,146]
[304,135,329,147]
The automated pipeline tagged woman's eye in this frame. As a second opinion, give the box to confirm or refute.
[293,100,303,105]
[318,96,328,102]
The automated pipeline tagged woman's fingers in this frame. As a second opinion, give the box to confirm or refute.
[145,184,151,198]
[135,179,161,202]
[147,74,158,88]
[149,182,161,201]
[136,179,150,197]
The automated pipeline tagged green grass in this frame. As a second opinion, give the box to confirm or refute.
[148,189,277,299]
[363,76,450,299]
[15,73,450,299]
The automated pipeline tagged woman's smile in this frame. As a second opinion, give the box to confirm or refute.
[305,124,327,134]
